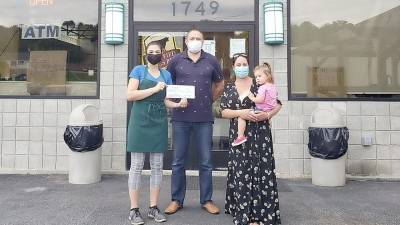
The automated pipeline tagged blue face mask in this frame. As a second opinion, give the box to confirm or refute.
[234,66,249,78]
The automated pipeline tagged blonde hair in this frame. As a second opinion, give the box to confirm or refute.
[254,62,274,83]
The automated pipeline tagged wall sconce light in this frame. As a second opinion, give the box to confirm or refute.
[105,2,124,45]
[264,0,284,45]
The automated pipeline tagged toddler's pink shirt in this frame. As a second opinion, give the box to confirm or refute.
[255,83,277,111]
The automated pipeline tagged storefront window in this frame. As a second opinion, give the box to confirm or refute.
[290,0,400,99]
[0,0,98,97]
[134,0,254,21]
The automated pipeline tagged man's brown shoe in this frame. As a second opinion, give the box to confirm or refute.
[202,201,220,214]
[164,201,182,215]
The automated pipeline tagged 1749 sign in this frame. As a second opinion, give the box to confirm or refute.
[171,1,219,16]
[134,0,254,22]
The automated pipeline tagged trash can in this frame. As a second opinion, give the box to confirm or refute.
[64,104,103,184]
[308,105,349,187]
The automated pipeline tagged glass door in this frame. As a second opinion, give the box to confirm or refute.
[136,31,251,81]
[127,25,255,171]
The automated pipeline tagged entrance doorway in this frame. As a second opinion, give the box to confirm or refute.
[127,23,257,170]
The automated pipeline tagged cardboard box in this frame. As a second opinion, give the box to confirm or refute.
[27,50,67,95]
[307,66,346,97]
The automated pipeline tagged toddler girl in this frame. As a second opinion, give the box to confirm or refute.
[232,63,277,147]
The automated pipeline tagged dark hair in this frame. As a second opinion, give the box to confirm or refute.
[187,28,204,38]
[145,41,163,52]
[231,53,249,65]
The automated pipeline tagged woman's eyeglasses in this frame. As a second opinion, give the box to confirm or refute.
[232,53,248,59]
[232,53,248,64]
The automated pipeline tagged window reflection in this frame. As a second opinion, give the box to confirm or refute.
[290,0,400,99]
[0,0,98,97]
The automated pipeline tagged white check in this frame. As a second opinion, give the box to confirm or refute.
[166,85,195,99]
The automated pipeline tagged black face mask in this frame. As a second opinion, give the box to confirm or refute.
[146,54,162,65]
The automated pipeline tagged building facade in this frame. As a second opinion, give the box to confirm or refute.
[0,0,399,178]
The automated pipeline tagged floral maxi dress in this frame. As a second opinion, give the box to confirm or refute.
[220,82,281,225]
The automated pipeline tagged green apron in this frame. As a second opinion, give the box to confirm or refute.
[127,68,168,153]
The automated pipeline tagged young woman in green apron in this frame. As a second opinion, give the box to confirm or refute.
[126,41,187,225]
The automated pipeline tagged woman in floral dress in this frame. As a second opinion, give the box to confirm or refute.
[220,53,282,225]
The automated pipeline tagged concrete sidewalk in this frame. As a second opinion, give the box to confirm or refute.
[0,174,399,225]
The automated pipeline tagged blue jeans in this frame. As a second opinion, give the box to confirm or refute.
[171,121,213,205]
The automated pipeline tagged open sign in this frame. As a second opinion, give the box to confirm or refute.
[29,0,54,6]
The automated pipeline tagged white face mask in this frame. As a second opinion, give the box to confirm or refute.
[187,40,203,53]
